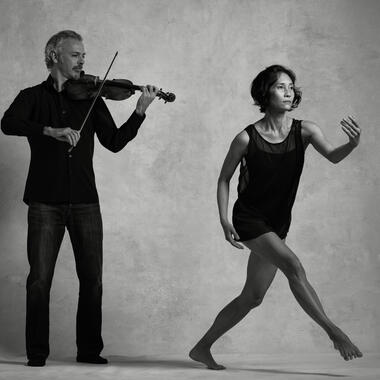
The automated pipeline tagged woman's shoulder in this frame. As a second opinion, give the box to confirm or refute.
[299,119,322,147]
[233,117,268,147]
[233,128,250,146]
[300,119,320,136]
[242,118,264,137]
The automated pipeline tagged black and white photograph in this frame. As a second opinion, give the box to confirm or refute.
[0,1,379,379]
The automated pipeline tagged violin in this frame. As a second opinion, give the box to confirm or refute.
[67,51,173,152]
[65,72,176,103]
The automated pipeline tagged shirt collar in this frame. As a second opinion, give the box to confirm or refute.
[43,75,70,96]
[43,75,57,93]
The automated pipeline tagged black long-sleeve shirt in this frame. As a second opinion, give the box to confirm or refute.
[1,75,145,204]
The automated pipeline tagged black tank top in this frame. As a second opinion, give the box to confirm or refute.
[236,119,305,232]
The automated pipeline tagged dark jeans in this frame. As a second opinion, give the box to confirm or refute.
[26,202,104,360]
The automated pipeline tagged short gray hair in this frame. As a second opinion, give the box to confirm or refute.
[44,30,83,69]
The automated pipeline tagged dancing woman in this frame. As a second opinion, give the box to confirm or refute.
[190,65,363,370]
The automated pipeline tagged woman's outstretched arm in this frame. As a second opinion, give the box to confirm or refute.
[217,130,249,249]
[302,116,361,163]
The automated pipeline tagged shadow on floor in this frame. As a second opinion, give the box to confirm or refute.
[57,356,348,377]
[0,360,25,366]
[239,367,348,377]
[1,356,349,378]
[105,355,196,369]
[55,355,197,369]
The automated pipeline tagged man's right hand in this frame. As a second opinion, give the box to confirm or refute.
[43,127,81,147]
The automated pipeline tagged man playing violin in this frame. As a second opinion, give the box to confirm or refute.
[1,30,158,367]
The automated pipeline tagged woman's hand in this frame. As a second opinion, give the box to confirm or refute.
[340,116,361,148]
[221,221,244,249]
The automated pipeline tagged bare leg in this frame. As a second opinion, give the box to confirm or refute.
[190,252,278,369]
[243,232,363,361]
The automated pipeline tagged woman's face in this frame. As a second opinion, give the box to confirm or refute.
[267,72,295,112]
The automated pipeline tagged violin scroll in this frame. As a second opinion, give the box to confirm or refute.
[157,89,176,103]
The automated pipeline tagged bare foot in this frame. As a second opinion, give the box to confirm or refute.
[329,328,363,361]
[189,345,226,370]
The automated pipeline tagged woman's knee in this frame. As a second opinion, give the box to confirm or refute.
[282,257,306,282]
[238,293,265,310]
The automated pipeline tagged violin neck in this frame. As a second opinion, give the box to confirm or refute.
[104,80,168,98]
[104,80,141,92]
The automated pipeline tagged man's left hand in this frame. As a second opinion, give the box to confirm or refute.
[135,85,159,116]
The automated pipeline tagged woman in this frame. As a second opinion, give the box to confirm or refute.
[189,65,363,370]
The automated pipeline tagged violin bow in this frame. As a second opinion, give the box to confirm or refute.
[68,51,118,152]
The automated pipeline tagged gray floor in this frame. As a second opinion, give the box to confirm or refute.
[0,353,379,380]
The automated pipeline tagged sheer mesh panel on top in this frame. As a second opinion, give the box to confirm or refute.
[253,125,296,154]
[237,156,249,194]
[237,122,297,195]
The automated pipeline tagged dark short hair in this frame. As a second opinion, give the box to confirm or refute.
[250,65,302,113]
[44,30,83,69]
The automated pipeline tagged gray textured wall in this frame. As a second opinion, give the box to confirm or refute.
[0,0,379,359]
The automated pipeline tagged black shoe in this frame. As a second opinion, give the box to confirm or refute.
[27,358,46,367]
[76,355,108,364]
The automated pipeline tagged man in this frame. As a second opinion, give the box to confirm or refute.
[1,30,158,367]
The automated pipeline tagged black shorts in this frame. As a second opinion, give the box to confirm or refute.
[232,200,288,241]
